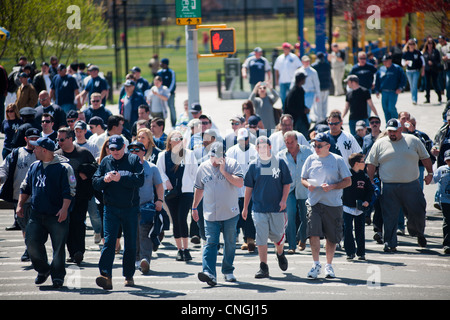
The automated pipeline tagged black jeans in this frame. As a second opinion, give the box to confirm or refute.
[166,192,193,239]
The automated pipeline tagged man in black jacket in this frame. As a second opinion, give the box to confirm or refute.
[285,72,309,138]
[93,135,144,290]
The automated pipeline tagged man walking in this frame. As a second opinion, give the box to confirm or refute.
[193,142,244,286]
[366,118,433,252]
[93,135,144,290]
[301,133,352,279]
[17,137,76,288]
[242,136,292,278]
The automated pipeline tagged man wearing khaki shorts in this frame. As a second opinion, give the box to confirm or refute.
[242,136,292,279]
[301,133,352,279]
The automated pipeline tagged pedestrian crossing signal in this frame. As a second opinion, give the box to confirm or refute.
[210,28,236,54]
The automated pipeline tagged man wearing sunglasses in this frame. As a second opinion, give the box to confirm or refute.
[40,113,57,143]
[84,92,112,125]
[93,135,144,290]
[301,133,352,279]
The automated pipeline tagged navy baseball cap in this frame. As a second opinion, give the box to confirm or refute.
[109,135,124,150]
[30,137,55,151]
[128,141,147,153]
[312,132,331,144]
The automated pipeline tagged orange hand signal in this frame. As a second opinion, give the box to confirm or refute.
[212,33,223,51]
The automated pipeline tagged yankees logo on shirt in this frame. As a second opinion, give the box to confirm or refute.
[36,174,46,187]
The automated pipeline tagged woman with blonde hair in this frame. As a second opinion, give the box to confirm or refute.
[135,127,161,164]
[156,130,197,261]
[1,103,23,159]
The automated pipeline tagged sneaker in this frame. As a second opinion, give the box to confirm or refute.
[324,264,335,278]
[373,232,383,244]
[276,251,288,271]
[358,255,366,261]
[307,263,321,279]
[21,249,30,262]
[140,258,150,274]
[191,235,201,245]
[383,243,397,253]
[444,246,450,254]
[346,254,355,260]
[224,273,237,282]
[184,249,192,261]
[73,251,83,265]
[124,277,134,287]
[176,249,185,261]
[298,241,306,251]
[96,275,113,290]
[255,262,269,278]
[198,271,217,287]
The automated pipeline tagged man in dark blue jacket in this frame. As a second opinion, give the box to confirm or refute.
[118,79,148,131]
[374,54,406,123]
[17,137,76,288]
[93,135,144,290]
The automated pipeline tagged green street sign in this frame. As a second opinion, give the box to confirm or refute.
[176,0,202,25]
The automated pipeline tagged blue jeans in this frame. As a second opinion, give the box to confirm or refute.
[168,93,176,127]
[202,214,239,278]
[99,205,139,278]
[286,192,307,249]
[279,82,291,110]
[446,70,450,101]
[26,212,69,281]
[381,91,399,122]
[406,70,420,104]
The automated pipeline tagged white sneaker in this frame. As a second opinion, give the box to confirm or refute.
[324,264,335,278]
[224,273,236,282]
[140,259,150,274]
[94,232,101,244]
[307,263,321,279]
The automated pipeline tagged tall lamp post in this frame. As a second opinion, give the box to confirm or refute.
[122,0,129,76]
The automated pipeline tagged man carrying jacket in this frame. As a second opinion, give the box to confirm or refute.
[93,135,144,290]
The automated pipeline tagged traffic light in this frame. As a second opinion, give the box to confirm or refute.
[210,28,236,55]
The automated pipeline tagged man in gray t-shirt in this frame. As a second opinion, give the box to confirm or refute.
[192,142,243,286]
[301,133,351,279]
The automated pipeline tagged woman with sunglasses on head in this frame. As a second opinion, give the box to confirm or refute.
[1,103,23,159]
[422,37,443,104]
[402,39,425,105]
[156,130,198,261]
[249,81,279,133]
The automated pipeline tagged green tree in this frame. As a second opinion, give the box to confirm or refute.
[0,0,108,64]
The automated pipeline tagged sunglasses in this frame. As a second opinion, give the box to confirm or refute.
[67,119,76,123]
[328,121,341,126]
[370,121,381,125]
[6,110,15,113]
[91,100,100,103]
[109,147,119,151]
[58,137,69,142]
[313,143,329,149]
[171,137,183,142]
[231,122,241,126]
[128,148,143,153]
[41,120,52,124]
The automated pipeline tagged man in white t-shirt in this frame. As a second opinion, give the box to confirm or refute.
[269,114,309,155]
[274,43,302,109]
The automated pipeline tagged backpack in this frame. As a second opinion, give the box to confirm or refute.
[7,69,19,93]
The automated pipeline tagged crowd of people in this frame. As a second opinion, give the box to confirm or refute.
[0,33,449,290]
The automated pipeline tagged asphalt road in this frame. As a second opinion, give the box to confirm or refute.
[0,84,449,305]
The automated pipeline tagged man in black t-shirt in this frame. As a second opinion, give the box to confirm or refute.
[342,75,378,135]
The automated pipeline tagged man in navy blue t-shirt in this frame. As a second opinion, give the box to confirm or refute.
[77,65,108,106]
[50,64,80,114]
[242,136,291,279]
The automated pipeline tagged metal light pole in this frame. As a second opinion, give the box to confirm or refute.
[122,0,129,76]
[112,0,121,88]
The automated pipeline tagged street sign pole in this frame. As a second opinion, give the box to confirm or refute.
[185,24,199,119]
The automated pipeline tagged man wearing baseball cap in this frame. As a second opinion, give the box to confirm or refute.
[274,42,302,107]
[193,142,244,286]
[17,136,76,288]
[301,132,352,279]
[242,47,272,90]
[366,118,433,252]
[93,134,144,290]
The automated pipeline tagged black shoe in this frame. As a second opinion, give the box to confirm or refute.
[183,249,192,261]
[35,271,50,285]
[277,251,288,271]
[21,249,30,262]
[255,262,269,278]
[418,236,427,248]
[191,235,201,245]
[52,279,64,288]
[176,249,185,261]
[73,251,83,265]
[5,222,21,231]
[383,244,397,253]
